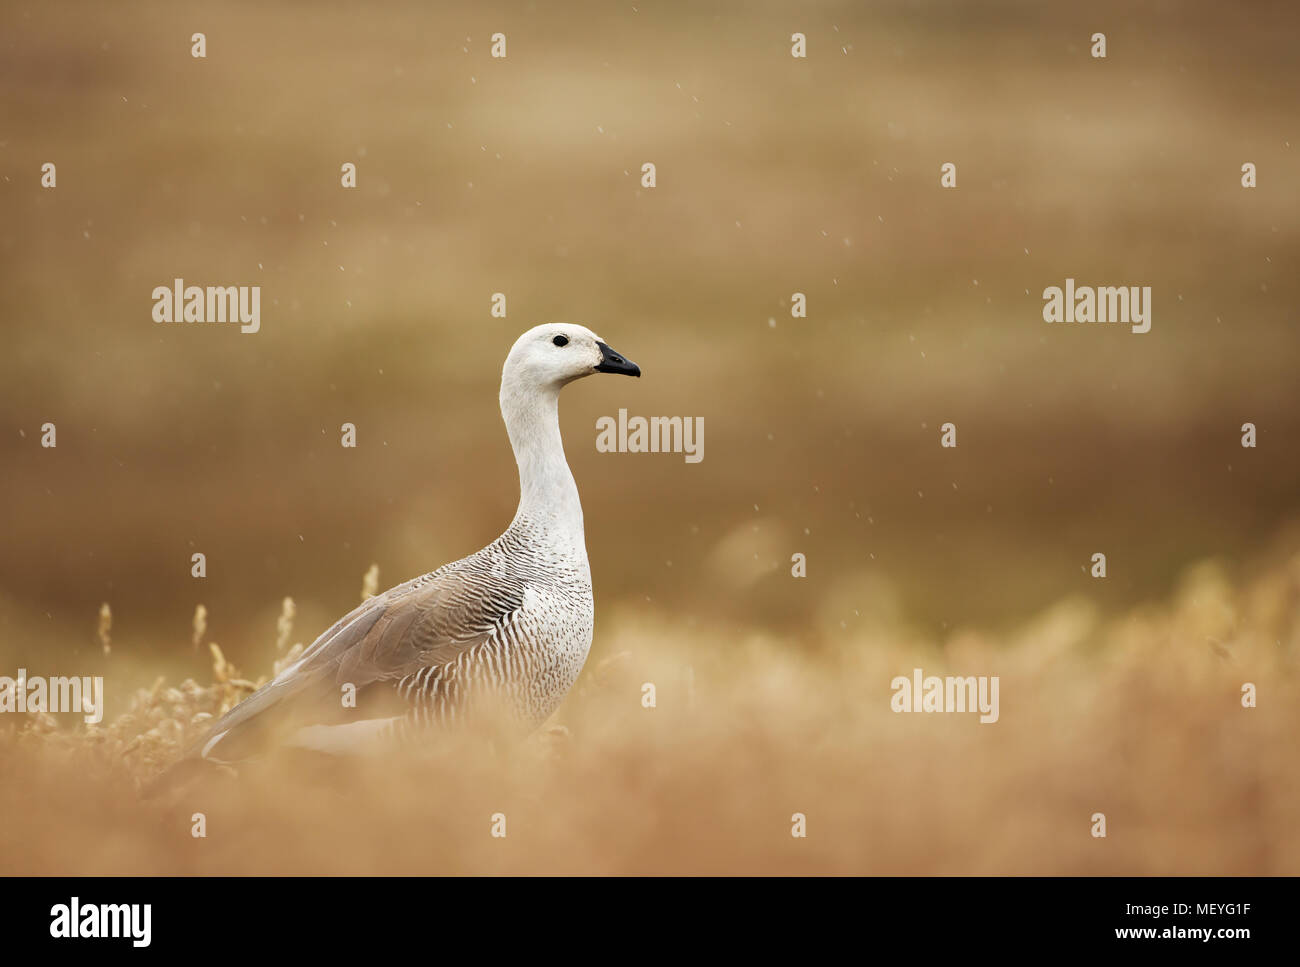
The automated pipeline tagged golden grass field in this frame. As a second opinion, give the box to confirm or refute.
[3,540,1299,875]
[1,1,1298,873]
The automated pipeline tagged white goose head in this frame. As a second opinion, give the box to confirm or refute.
[502,323,640,391]
[498,324,640,536]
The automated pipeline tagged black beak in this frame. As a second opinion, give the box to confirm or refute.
[595,341,641,377]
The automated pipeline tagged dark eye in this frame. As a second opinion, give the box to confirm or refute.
[552,335,569,347]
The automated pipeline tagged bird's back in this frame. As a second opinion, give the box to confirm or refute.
[170,521,592,769]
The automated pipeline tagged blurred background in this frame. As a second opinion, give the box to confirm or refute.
[1,0,1298,874]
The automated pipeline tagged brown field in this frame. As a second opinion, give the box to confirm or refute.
[1,0,1297,874]
[3,542,1300,875]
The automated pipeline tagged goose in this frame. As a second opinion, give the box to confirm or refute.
[157,324,640,781]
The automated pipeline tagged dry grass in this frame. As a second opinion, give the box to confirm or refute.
[2,544,1297,876]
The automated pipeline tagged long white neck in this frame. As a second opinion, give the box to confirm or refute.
[499,379,586,551]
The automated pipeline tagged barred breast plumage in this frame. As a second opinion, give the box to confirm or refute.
[157,324,640,774]
[387,521,597,734]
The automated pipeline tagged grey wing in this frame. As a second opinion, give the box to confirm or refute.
[192,565,525,762]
